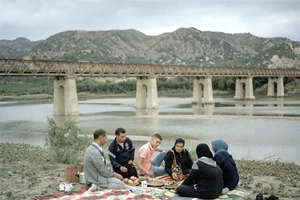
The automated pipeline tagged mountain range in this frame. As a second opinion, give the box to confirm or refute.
[1,27,300,69]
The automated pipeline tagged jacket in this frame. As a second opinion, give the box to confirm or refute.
[108,137,135,169]
[83,142,114,188]
[182,156,223,199]
[165,148,193,177]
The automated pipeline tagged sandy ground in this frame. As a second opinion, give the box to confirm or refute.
[0,143,299,200]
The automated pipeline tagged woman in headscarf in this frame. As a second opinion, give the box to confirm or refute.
[212,138,239,191]
[164,138,193,181]
[176,143,223,199]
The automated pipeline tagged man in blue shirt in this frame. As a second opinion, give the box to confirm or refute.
[108,127,138,179]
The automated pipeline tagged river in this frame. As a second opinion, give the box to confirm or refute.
[0,94,300,164]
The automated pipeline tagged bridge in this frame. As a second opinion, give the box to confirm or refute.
[1,59,300,115]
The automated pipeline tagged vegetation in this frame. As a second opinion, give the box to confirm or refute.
[0,76,53,96]
[46,117,90,164]
[1,76,286,97]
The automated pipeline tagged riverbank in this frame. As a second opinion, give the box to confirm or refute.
[0,90,236,102]
[0,143,299,200]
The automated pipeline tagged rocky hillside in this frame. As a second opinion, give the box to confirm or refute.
[1,28,300,69]
[0,37,41,59]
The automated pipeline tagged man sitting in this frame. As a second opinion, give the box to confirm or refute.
[83,129,125,191]
[136,133,167,178]
[108,127,138,179]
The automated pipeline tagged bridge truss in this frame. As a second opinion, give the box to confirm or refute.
[1,59,300,77]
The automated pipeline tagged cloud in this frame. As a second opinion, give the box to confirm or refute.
[0,0,299,41]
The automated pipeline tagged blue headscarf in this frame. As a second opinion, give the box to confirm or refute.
[211,138,228,154]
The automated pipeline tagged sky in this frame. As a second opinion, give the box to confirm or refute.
[0,0,300,42]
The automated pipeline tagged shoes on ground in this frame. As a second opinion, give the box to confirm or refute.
[88,183,98,191]
[256,193,264,200]
[222,187,229,194]
[265,195,279,200]
[64,183,73,192]
[59,182,65,191]
[58,182,73,192]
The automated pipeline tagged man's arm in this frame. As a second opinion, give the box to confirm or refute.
[182,162,200,185]
[108,143,121,169]
[90,150,114,178]
[129,139,135,162]
[155,146,167,152]
[136,157,154,178]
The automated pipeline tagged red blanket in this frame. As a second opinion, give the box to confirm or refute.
[33,175,173,200]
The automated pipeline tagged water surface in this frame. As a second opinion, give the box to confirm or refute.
[0,95,300,164]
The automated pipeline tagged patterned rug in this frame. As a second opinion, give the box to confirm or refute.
[32,175,251,200]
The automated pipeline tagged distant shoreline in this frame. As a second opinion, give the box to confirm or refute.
[0,91,234,102]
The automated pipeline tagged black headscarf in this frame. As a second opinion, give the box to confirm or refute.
[171,138,188,164]
[196,143,213,159]
[173,138,185,148]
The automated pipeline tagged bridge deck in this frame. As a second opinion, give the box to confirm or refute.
[1,59,300,77]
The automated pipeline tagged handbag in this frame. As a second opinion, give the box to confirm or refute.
[169,150,186,181]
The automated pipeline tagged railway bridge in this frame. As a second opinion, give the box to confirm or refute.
[1,59,300,115]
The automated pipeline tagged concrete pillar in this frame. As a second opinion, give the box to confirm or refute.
[136,77,147,109]
[245,76,255,100]
[53,76,79,116]
[203,77,214,104]
[136,76,158,109]
[192,78,203,104]
[234,78,243,100]
[277,76,284,97]
[267,77,275,97]
[267,77,284,97]
[234,77,255,100]
[192,77,214,104]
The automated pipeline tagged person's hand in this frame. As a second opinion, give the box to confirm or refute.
[128,160,133,165]
[113,172,123,180]
[174,184,179,193]
[146,171,155,178]
[172,172,179,181]
[120,166,128,173]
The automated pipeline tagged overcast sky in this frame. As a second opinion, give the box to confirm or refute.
[0,0,299,41]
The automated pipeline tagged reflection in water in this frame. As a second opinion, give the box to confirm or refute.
[136,108,159,116]
[192,104,215,115]
[1,96,300,164]
[135,108,159,136]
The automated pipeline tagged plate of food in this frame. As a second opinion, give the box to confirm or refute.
[148,181,164,187]
[123,176,140,186]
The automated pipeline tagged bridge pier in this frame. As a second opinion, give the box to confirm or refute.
[53,76,79,116]
[234,76,255,100]
[136,76,158,109]
[267,77,284,97]
[192,77,214,104]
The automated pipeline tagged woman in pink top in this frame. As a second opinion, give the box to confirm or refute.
[136,133,167,177]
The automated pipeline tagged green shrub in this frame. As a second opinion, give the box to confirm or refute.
[46,117,90,164]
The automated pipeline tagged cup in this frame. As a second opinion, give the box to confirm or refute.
[141,180,148,188]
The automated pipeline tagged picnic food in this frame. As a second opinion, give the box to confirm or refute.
[130,176,137,181]
[124,176,139,185]
[123,178,129,183]
[148,181,164,187]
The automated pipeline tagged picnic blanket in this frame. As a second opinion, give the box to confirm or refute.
[33,188,169,200]
[33,175,251,200]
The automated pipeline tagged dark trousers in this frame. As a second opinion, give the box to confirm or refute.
[177,184,218,199]
[113,164,138,179]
